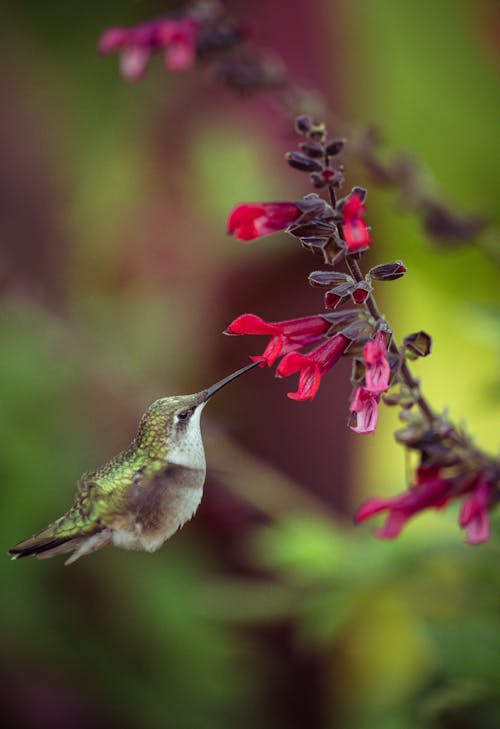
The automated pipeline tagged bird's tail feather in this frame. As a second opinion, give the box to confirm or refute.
[8,517,106,563]
[9,532,79,560]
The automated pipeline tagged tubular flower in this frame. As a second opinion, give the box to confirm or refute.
[224,313,330,367]
[349,387,380,434]
[355,466,495,542]
[276,334,349,401]
[355,467,452,538]
[342,190,371,252]
[99,16,199,81]
[227,203,301,241]
[363,331,390,393]
[459,479,492,544]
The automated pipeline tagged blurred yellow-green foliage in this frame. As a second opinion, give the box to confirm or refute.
[0,1,499,728]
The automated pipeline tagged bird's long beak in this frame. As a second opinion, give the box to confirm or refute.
[201,361,259,403]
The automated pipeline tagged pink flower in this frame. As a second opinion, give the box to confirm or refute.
[224,314,330,367]
[227,203,301,241]
[355,466,495,544]
[99,17,199,81]
[157,18,199,70]
[276,334,349,401]
[349,387,380,434]
[363,331,390,393]
[355,467,452,538]
[342,190,371,252]
[459,479,492,544]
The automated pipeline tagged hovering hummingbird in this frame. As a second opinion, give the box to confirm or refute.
[9,362,258,565]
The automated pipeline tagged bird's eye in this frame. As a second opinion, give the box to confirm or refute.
[177,409,192,421]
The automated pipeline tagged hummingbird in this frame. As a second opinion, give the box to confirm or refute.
[9,362,258,565]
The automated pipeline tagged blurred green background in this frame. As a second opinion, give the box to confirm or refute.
[0,1,499,728]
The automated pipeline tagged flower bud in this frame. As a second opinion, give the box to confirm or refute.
[352,282,372,304]
[295,115,311,134]
[369,260,407,281]
[325,138,345,156]
[285,151,323,172]
[322,309,366,335]
[288,221,337,238]
[404,331,432,359]
[310,173,327,189]
[309,122,327,142]
[299,141,324,158]
[325,282,355,309]
[300,236,329,253]
[308,271,353,287]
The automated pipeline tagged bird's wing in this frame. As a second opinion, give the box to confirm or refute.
[9,460,147,557]
[9,457,172,559]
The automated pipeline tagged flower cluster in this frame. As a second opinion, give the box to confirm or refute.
[356,467,495,544]
[224,114,500,544]
[98,1,286,94]
[99,2,247,82]
[225,118,393,419]
[99,15,200,80]
[225,313,354,400]
[98,2,493,253]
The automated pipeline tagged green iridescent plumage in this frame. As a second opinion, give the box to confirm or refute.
[9,363,258,564]
[10,395,200,558]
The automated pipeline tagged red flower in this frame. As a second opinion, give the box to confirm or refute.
[227,203,301,241]
[459,479,492,544]
[355,466,494,543]
[355,467,452,538]
[342,190,371,252]
[224,313,330,367]
[276,334,349,401]
[363,331,390,393]
[349,386,380,434]
[99,17,198,81]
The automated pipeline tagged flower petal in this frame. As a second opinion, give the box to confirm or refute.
[350,387,379,434]
[459,480,491,545]
[363,332,390,393]
[227,203,300,241]
[99,27,130,53]
[120,46,151,81]
[224,314,279,336]
[277,335,348,401]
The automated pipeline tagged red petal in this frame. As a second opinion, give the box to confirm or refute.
[287,365,321,400]
[227,205,265,240]
[355,498,392,523]
[224,313,279,336]
[344,220,371,252]
[459,480,491,544]
[343,193,365,219]
[275,351,308,377]
[376,510,409,539]
[227,202,300,240]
